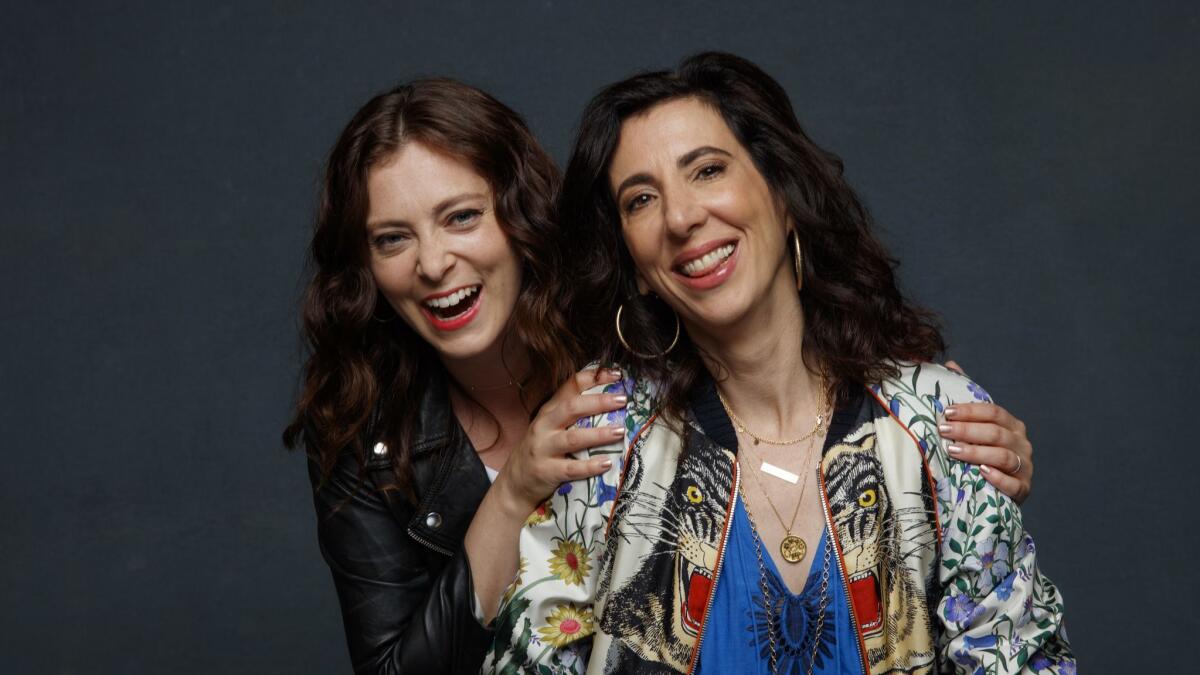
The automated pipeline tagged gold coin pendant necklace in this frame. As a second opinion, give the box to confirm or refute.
[718,378,830,564]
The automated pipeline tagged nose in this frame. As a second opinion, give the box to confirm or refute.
[415,233,455,283]
[663,187,705,239]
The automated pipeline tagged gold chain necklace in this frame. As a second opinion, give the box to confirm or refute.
[717,375,830,446]
[737,472,832,675]
[738,429,824,563]
[717,375,832,563]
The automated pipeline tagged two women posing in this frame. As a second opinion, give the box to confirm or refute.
[286,53,1068,674]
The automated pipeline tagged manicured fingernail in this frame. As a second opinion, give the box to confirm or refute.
[612,394,628,404]
[947,444,963,455]
[938,424,953,434]
[600,459,613,468]
[607,368,622,378]
[944,406,957,418]
[979,465,992,475]
[609,426,624,437]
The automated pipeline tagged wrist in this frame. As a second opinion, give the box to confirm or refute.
[490,473,539,521]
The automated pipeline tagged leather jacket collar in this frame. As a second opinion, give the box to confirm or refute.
[374,372,492,557]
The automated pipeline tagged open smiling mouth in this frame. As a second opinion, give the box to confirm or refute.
[421,285,482,330]
[675,243,736,278]
[672,241,739,290]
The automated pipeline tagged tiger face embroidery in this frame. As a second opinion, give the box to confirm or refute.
[598,428,735,672]
[823,422,935,673]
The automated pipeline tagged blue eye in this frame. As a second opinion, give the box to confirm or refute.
[448,209,482,227]
[371,232,410,250]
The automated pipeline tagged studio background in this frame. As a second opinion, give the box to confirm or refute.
[2,2,1196,673]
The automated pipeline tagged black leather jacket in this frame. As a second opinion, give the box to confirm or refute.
[308,375,494,674]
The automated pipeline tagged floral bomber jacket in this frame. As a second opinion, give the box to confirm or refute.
[482,363,1074,674]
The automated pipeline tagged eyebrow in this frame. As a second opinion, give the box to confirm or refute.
[366,191,488,230]
[613,145,733,199]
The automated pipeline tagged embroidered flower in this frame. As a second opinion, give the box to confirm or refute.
[524,499,554,527]
[954,648,976,668]
[974,537,1011,589]
[937,477,967,507]
[595,474,617,506]
[964,634,998,650]
[557,482,573,496]
[967,381,991,402]
[889,397,901,417]
[548,539,591,586]
[536,603,594,647]
[945,593,984,626]
[996,571,1017,601]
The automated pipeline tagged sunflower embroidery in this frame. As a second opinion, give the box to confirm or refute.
[524,499,554,527]
[536,603,595,648]
[547,539,591,586]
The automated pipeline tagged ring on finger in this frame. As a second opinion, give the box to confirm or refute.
[1013,453,1023,474]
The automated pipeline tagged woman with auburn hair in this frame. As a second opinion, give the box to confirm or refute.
[487,53,1071,674]
[285,77,1037,674]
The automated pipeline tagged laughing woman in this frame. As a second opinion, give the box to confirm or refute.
[486,54,1072,674]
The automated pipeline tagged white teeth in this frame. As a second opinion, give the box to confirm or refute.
[425,285,479,310]
[680,244,735,277]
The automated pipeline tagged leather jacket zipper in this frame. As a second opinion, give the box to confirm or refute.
[818,464,870,675]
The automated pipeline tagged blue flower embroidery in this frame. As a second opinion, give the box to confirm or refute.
[945,594,984,626]
[595,475,616,506]
[967,381,991,402]
[995,571,1016,601]
[964,634,997,650]
[557,483,573,496]
[975,537,1011,589]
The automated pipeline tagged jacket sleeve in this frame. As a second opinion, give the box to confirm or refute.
[886,365,1076,674]
[309,452,493,675]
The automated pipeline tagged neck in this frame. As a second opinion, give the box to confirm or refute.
[441,330,535,414]
[690,277,823,438]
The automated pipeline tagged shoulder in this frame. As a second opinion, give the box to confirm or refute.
[873,361,993,418]
[868,362,994,473]
[578,368,659,440]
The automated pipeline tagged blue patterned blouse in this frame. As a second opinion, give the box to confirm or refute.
[695,500,864,674]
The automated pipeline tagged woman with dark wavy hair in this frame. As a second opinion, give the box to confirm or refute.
[488,54,1072,674]
[282,79,629,674]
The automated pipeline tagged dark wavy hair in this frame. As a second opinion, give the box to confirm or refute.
[561,52,945,419]
[283,78,580,499]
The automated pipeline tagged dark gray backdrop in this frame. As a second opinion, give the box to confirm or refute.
[3,2,1196,673]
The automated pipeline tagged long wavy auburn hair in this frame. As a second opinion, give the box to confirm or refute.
[560,52,946,420]
[283,78,580,500]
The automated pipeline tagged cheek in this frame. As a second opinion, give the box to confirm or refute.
[369,257,414,300]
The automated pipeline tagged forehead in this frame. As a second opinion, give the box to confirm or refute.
[367,141,489,221]
[609,97,740,178]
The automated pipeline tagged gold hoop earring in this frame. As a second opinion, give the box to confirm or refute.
[790,230,803,291]
[616,302,681,359]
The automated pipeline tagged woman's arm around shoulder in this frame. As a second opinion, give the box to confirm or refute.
[482,373,653,674]
[876,363,1075,674]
